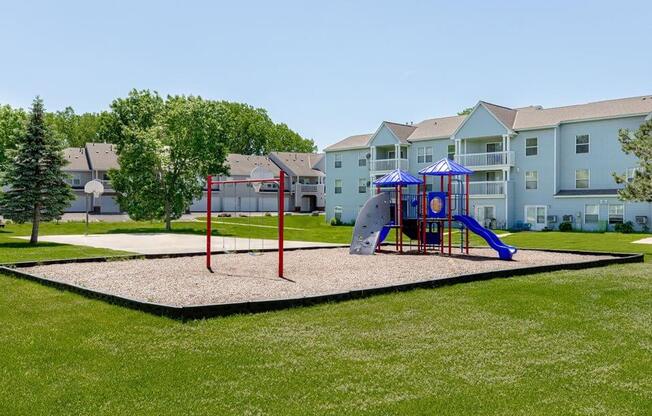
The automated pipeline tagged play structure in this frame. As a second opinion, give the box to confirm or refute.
[205,171,286,277]
[350,158,517,260]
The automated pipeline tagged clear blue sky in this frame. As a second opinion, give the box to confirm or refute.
[1,1,650,150]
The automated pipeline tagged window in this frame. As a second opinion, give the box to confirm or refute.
[358,152,367,167]
[72,176,81,186]
[525,137,538,156]
[447,145,455,160]
[334,179,342,194]
[417,147,433,164]
[486,142,503,153]
[387,150,396,159]
[608,204,624,224]
[525,171,538,190]
[576,134,590,153]
[425,183,433,192]
[585,204,599,224]
[334,154,342,168]
[358,178,367,194]
[575,169,589,189]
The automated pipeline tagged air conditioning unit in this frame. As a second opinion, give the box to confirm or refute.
[547,215,558,223]
[635,216,648,225]
[562,215,574,223]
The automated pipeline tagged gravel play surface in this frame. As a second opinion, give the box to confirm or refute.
[22,248,613,306]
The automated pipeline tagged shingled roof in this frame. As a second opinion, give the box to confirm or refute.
[85,143,118,171]
[325,94,652,151]
[269,152,325,177]
[226,154,279,177]
[63,147,90,171]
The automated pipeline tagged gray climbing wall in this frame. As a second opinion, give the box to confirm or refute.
[349,192,391,255]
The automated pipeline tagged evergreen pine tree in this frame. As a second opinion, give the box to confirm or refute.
[0,97,74,243]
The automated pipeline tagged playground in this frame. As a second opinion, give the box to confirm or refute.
[7,160,642,316]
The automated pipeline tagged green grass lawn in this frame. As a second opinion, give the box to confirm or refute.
[0,216,650,414]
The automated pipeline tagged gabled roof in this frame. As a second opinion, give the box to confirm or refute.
[418,158,473,176]
[407,115,466,141]
[384,121,416,143]
[373,169,423,186]
[226,154,279,177]
[513,95,652,130]
[85,143,118,171]
[324,133,373,151]
[269,152,325,177]
[481,101,517,129]
[324,94,652,151]
[63,147,90,171]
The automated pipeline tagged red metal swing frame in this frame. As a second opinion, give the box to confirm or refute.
[205,171,285,277]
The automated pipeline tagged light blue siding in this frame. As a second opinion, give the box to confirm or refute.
[369,124,400,146]
[325,110,652,232]
[455,105,509,139]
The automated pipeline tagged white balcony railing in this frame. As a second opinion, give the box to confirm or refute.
[468,181,506,196]
[454,151,515,168]
[372,158,409,171]
[296,183,325,194]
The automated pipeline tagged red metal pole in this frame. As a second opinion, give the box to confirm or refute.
[448,173,452,255]
[398,185,403,253]
[422,175,427,254]
[278,171,284,278]
[465,174,470,254]
[440,176,444,253]
[206,175,212,270]
[395,186,398,252]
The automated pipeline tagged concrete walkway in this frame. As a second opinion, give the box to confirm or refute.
[17,233,343,255]
[632,237,652,245]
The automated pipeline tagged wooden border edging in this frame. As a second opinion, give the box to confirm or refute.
[0,249,643,321]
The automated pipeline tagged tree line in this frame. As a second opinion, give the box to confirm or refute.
[0,90,316,241]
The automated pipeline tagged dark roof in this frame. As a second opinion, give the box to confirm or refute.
[555,189,620,196]
[63,147,90,171]
[85,143,119,171]
[384,121,416,143]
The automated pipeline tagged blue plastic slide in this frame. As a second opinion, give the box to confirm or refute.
[453,215,517,260]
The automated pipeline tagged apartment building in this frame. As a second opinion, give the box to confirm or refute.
[324,95,652,231]
[63,143,120,213]
[64,147,326,214]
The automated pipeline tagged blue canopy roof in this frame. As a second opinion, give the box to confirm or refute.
[373,169,423,186]
[418,158,474,176]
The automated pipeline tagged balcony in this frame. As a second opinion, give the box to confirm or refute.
[295,183,325,194]
[468,181,506,197]
[372,158,409,172]
[454,151,514,170]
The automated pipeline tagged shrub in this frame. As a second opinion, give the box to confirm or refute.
[559,222,573,232]
[330,217,342,226]
[614,221,634,233]
[264,212,272,217]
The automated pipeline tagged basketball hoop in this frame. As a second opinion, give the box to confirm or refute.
[250,166,274,192]
[84,180,105,236]
[84,180,105,198]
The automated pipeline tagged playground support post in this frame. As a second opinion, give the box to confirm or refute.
[398,185,403,253]
[421,175,427,254]
[206,175,212,270]
[278,170,284,278]
[447,173,452,255]
[465,175,469,254]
